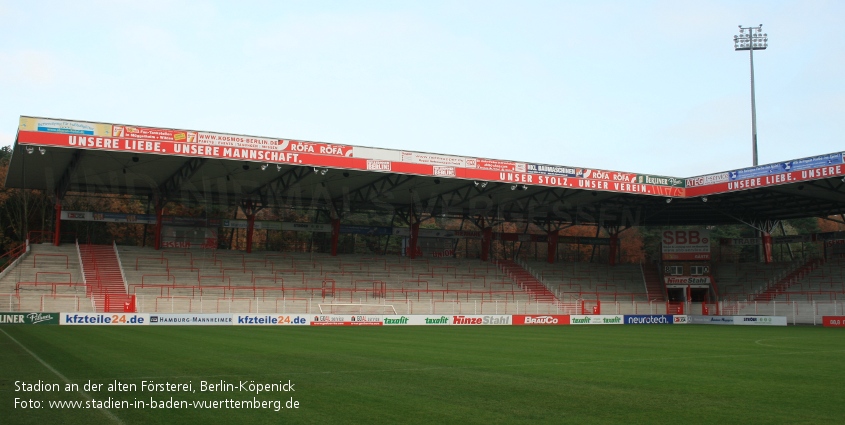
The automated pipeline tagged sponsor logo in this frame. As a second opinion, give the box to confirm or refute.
[384,316,409,325]
[61,314,146,324]
[624,315,672,325]
[366,160,391,171]
[452,315,510,325]
[823,316,845,327]
[0,314,25,324]
[571,315,623,324]
[527,164,577,176]
[686,173,729,187]
[236,315,307,325]
[665,276,711,285]
[514,315,570,325]
[525,316,558,324]
[742,317,772,323]
[432,166,456,177]
[424,316,449,325]
[673,316,688,323]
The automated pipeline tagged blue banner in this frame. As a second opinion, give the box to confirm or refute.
[624,315,674,325]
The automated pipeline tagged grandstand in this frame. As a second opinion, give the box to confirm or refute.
[1,116,845,323]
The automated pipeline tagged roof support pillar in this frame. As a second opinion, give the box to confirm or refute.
[154,201,164,250]
[330,218,340,256]
[53,197,62,246]
[609,233,619,266]
[547,230,558,264]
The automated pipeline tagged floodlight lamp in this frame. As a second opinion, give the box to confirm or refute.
[666,198,672,204]
[260,164,268,171]
[702,196,708,202]
[320,168,328,175]
[38,147,46,155]
[521,185,527,190]
[25,146,34,154]
[276,165,282,171]
[474,181,480,186]
[510,184,517,190]
[480,182,488,188]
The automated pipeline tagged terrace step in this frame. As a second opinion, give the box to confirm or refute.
[753,258,825,302]
[642,264,666,302]
[79,244,130,312]
[497,260,565,308]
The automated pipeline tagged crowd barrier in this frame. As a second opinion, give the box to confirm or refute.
[0,312,809,327]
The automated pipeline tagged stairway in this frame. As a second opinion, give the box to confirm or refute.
[642,264,666,302]
[79,244,129,312]
[497,260,564,307]
[753,258,824,302]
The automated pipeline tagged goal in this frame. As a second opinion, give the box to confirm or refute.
[318,303,397,315]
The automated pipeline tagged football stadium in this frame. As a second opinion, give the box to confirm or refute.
[0,115,844,424]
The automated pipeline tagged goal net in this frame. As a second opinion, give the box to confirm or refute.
[318,303,397,315]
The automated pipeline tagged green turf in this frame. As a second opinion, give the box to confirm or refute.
[1,325,843,424]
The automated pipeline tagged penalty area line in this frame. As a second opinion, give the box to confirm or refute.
[0,328,125,425]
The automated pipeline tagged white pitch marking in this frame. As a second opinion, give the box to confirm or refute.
[0,328,125,425]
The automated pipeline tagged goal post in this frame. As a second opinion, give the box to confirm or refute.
[318,303,397,315]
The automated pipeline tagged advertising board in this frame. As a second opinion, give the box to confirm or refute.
[451,315,511,325]
[60,313,148,325]
[512,315,570,325]
[310,315,383,326]
[672,315,689,324]
[689,315,734,325]
[149,314,233,325]
[0,312,59,325]
[569,315,623,325]
[623,315,673,325]
[661,229,711,261]
[822,316,845,327]
[233,314,309,325]
[733,316,787,326]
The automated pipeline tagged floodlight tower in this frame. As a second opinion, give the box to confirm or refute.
[734,25,768,166]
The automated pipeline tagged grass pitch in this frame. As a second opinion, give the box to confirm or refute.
[1,325,843,424]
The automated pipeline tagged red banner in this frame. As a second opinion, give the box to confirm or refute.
[822,316,845,327]
[686,166,845,196]
[512,315,570,325]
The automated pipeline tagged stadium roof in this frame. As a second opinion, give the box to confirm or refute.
[5,116,845,229]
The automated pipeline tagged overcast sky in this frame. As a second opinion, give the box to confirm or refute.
[1,0,843,177]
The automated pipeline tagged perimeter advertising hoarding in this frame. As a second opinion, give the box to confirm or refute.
[822,316,845,327]
[450,315,511,325]
[672,315,689,324]
[512,315,570,325]
[0,312,59,324]
[150,314,233,325]
[689,315,734,325]
[570,315,623,325]
[623,315,673,325]
[310,315,383,326]
[661,229,711,261]
[233,314,309,325]
[382,315,453,325]
[733,316,787,326]
[60,313,148,325]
